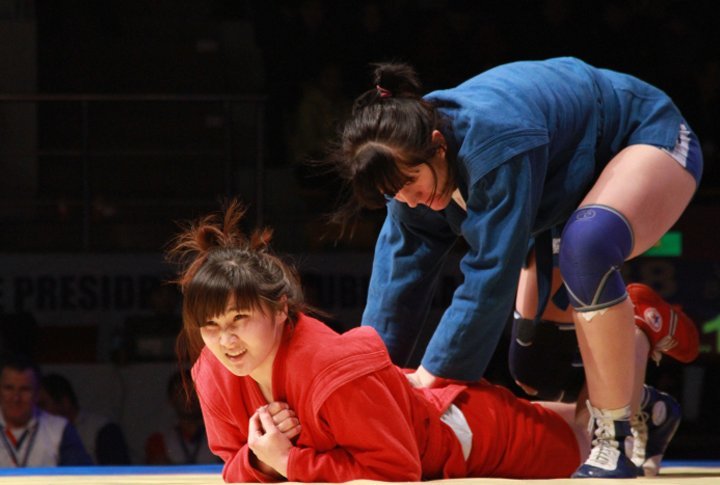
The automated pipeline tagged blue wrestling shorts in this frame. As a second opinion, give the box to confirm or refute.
[658,122,703,185]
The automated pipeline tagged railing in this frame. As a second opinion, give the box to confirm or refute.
[0,93,266,251]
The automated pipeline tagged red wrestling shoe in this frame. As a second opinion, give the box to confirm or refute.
[627,283,699,364]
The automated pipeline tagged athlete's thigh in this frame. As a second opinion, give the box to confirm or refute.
[579,144,696,258]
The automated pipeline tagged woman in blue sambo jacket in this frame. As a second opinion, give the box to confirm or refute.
[325,58,702,478]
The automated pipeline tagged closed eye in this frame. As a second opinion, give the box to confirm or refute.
[234,310,253,321]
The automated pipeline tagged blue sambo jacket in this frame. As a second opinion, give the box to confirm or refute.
[362,57,690,381]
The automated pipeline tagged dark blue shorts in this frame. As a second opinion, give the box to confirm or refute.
[657,122,703,185]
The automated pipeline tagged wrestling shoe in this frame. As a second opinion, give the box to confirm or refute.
[572,403,639,478]
[627,283,699,364]
[629,385,681,477]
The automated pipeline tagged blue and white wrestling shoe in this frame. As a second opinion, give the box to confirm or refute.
[572,403,639,478]
[629,385,682,476]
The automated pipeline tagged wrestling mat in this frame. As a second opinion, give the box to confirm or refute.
[1,463,720,484]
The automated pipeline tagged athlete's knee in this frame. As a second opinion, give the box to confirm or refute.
[559,205,634,312]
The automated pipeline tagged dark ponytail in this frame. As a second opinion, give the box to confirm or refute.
[325,62,453,228]
[352,62,424,113]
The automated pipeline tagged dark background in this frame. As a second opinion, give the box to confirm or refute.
[1,0,719,463]
[3,0,719,252]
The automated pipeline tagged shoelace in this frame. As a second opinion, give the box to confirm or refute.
[648,306,680,364]
[630,411,649,464]
[586,406,622,468]
[650,335,678,365]
[587,435,622,468]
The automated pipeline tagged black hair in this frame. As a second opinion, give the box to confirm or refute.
[167,200,311,369]
[325,62,454,226]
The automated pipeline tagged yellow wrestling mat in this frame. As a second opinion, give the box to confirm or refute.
[1,464,720,484]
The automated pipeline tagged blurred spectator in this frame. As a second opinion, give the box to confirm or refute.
[0,355,92,467]
[250,0,343,167]
[289,62,350,164]
[144,370,219,465]
[38,373,131,465]
[289,62,351,215]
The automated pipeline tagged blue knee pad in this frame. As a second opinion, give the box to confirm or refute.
[559,205,633,312]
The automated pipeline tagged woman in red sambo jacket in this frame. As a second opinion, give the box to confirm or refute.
[168,201,588,483]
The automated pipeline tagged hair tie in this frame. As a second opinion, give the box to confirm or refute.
[376,84,392,98]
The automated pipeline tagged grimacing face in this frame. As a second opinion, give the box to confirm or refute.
[199,296,286,380]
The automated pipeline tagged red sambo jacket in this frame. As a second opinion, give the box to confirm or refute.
[192,313,468,482]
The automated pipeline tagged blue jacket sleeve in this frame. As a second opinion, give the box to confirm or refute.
[362,201,458,366]
[421,153,536,381]
[59,422,94,466]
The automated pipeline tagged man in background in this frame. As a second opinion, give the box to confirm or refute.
[0,355,92,467]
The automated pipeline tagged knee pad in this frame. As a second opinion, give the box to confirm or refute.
[559,205,633,312]
[509,316,584,402]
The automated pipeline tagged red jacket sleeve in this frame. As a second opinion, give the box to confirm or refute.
[193,357,280,484]
[197,385,282,483]
[286,373,422,482]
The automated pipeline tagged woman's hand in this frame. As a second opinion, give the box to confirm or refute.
[266,401,302,440]
[405,365,469,388]
[248,405,294,477]
[405,365,438,388]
